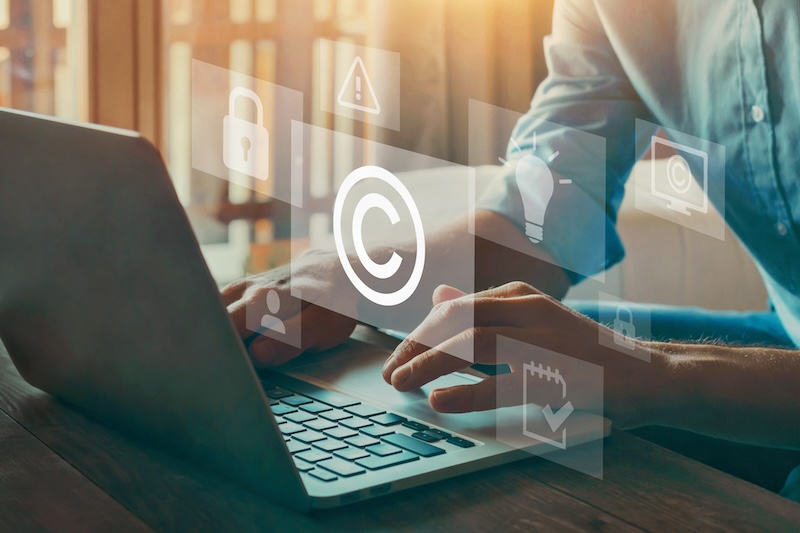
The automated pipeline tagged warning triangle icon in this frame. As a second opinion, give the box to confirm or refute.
[337,56,381,115]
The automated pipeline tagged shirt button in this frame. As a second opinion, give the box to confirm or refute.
[776,222,789,236]
[751,105,765,123]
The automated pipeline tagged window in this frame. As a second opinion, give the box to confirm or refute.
[161,0,369,281]
[0,0,88,119]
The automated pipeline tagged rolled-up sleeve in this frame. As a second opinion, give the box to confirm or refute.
[478,0,657,283]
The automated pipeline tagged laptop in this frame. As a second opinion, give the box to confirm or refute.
[0,107,609,512]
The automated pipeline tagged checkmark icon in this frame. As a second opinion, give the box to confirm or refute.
[542,401,574,432]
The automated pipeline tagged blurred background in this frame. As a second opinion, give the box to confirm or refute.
[0,0,766,310]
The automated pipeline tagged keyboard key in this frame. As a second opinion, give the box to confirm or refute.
[366,443,402,457]
[413,431,442,443]
[282,395,313,407]
[286,440,310,454]
[293,457,315,472]
[356,451,420,471]
[279,422,306,435]
[345,404,386,418]
[304,419,337,432]
[314,439,348,453]
[345,435,381,448]
[446,437,476,448]
[271,404,297,416]
[426,429,452,440]
[361,425,394,438]
[320,410,352,422]
[324,427,358,440]
[402,421,429,432]
[260,381,277,391]
[308,469,337,482]
[284,411,316,424]
[266,388,294,399]
[383,433,446,458]
[318,458,366,477]
[299,402,333,414]
[371,413,406,426]
[268,399,279,406]
[293,431,326,444]
[334,447,370,461]
[296,449,331,463]
[340,417,372,430]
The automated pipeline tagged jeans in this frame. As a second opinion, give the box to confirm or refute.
[567,301,800,503]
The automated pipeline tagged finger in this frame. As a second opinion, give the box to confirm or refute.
[248,305,356,367]
[429,373,519,413]
[382,284,466,383]
[432,284,467,306]
[392,322,566,392]
[390,327,500,391]
[227,285,303,341]
[249,332,303,367]
[220,278,247,306]
[382,293,550,383]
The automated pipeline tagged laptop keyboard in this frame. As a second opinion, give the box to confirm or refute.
[260,378,478,484]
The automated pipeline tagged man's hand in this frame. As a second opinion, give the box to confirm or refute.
[382,281,664,429]
[221,251,358,367]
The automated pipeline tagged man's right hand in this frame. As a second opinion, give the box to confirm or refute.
[221,251,359,367]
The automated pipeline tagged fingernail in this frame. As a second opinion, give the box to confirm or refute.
[431,389,452,407]
[392,365,411,388]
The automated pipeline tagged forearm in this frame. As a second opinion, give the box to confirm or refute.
[401,209,569,297]
[359,210,571,332]
[471,210,571,299]
[652,342,800,449]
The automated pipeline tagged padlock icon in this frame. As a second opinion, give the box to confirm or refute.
[613,305,636,350]
[223,87,269,181]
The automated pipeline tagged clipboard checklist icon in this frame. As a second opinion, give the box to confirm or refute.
[522,361,574,450]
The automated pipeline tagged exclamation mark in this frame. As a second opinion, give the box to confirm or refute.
[356,75,362,101]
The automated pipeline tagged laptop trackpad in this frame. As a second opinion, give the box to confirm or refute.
[277,339,605,445]
[279,339,479,410]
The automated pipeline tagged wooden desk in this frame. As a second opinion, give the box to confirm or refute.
[1,342,799,532]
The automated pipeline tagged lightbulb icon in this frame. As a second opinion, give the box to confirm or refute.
[500,132,566,245]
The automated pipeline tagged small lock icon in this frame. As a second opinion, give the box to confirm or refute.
[223,87,269,181]
[613,305,636,350]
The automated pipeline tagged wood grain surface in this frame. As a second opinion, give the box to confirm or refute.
[1,340,799,532]
[0,406,151,533]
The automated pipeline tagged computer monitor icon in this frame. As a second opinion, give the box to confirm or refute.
[650,135,708,216]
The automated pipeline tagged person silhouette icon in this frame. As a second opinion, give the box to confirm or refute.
[260,289,286,334]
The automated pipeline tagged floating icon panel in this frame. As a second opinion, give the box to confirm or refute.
[244,272,302,349]
[495,336,604,479]
[192,60,303,205]
[468,99,608,282]
[290,121,476,362]
[597,292,652,362]
[319,39,400,131]
[634,119,726,241]
[223,87,270,181]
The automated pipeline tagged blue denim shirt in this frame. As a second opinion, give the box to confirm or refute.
[479,0,800,345]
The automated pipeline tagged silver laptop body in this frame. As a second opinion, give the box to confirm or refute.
[0,108,607,511]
